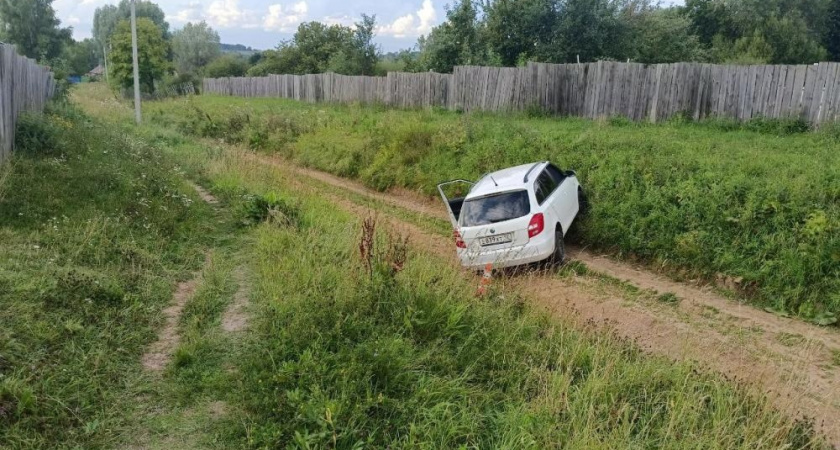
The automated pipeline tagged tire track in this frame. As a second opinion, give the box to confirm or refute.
[141,183,219,373]
[250,153,840,445]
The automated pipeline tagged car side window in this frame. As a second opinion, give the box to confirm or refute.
[534,170,558,205]
[546,164,567,187]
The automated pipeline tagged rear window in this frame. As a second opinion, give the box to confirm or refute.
[460,190,531,227]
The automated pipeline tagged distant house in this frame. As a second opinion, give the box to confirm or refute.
[87,65,105,80]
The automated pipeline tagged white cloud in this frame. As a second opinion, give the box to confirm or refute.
[263,1,309,32]
[169,0,307,31]
[322,14,354,27]
[206,0,259,29]
[416,0,436,34]
[171,1,203,24]
[379,14,414,38]
[378,0,436,38]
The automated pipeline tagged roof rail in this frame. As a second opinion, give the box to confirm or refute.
[523,162,546,183]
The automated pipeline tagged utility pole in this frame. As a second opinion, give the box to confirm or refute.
[102,45,109,82]
[130,0,142,124]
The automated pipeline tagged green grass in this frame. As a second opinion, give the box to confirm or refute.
[133,90,840,324]
[0,103,222,448]
[65,84,831,448]
[657,292,681,304]
[118,248,246,450]
[147,125,825,448]
[208,161,823,448]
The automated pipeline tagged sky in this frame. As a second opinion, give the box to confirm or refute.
[54,0,684,53]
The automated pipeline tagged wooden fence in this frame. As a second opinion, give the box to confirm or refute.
[0,44,57,164]
[203,61,840,126]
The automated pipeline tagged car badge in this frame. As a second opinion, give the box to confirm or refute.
[490,228,496,234]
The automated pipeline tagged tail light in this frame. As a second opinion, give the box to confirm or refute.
[528,213,545,238]
[454,229,466,248]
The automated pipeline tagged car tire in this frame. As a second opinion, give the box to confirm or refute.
[551,228,566,266]
[578,187,589,216]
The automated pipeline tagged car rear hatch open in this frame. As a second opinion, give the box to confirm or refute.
[437,179,475,229]
[457,190,532,251]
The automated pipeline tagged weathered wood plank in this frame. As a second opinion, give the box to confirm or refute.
[201,61,840,126]
[0,44,55,164]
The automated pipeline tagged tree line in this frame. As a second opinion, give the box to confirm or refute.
[2,0,839,95]
[193,0,840,76]
[409,0,840,73]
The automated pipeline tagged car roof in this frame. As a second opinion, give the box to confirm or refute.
[466,162,547,199]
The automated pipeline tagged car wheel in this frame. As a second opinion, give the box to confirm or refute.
[578,187,589,215]
[551,228,566,266]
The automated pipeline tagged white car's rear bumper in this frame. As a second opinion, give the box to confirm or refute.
[457,232,555,270]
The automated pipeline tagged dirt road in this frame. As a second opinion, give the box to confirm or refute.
[251,153,840,445]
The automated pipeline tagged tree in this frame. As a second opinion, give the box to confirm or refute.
[416,0,491,73]
[93,0,169,48]
[550,0,629,63]
[828,0,840,60]
[63,39,100,76]
[351,14,380,75]
[759,13,827,64]
[686,0,828,64]
[172,21,221,74]
[249,19,381,76]
[323,15,381,75]
[291,22,354,73]
[0,0,71,60]
[485,0,559,66]
[204,54,250,78]
[625,7,706,63]
[683,0,737,46]
[109,18,170,93]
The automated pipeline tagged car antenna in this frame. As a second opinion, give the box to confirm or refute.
[490,175,498,187]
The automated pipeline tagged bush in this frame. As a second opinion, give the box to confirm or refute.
[13,112,62,156]
[698,115,811,135]
[160,72,201,95]
[203,54,250,78]
[743,116,810,135]
[239,192,301,228]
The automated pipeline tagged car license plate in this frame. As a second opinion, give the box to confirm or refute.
[480,233,513,246]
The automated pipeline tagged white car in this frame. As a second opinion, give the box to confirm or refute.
[438,161,585,270]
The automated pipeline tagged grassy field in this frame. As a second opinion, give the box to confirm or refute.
[136,93,840,324]
[46,82,825,448]
[0,103,223,447]
[142,123,824,449]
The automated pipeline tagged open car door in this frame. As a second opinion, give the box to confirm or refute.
[437,180,475,230]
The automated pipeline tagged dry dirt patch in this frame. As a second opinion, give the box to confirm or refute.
[221,267,251,333]
[189,181,218,205]
[141,276,197,372]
